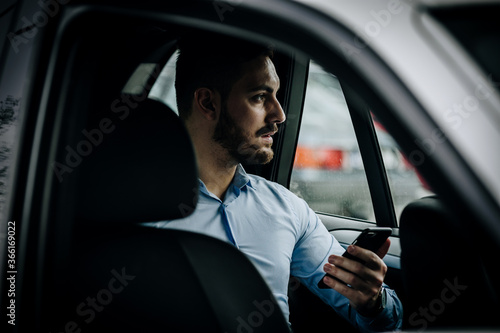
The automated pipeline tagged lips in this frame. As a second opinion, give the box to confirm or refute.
[261,131,277,137]
[259,131,276,146]
[256,124,278,137]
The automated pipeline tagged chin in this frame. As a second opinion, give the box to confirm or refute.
[243,148,274,165]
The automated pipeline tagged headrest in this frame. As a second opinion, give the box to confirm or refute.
[76,98,198,225]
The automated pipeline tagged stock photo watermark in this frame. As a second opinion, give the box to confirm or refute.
[442,75,498,130]
[213,0,242,22]
[408,277,467,331]
[50,267,135,333]
[223,280,301,333]
[407,74,500,167]
[224,294,278,333]
[5,221,17,326]
[340,0,405,63]
[51,64,162,182]
[8,0,71,54]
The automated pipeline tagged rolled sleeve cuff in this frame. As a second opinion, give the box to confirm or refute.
[355,287,403,332]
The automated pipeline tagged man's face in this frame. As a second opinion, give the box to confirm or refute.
[213,55,285,165]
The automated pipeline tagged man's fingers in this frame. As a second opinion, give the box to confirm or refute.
[327,254,365,279]
[323,240,390,311]
[327,250,386,287]
[323,260,376,293]
[322,273,353,295]
[376,238,391,259]
[321,273,374,306]
[346,241,389,268]
[323,263,356,287]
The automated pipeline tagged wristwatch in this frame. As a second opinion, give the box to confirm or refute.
[358,287,387,317]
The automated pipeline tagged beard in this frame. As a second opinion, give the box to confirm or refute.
[212,104,277,165]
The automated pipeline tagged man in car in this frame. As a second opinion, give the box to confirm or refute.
[149,33,403,332]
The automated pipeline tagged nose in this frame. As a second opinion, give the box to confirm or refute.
[267,96,286,124]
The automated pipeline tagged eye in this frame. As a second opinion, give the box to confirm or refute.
[252,94,266,102]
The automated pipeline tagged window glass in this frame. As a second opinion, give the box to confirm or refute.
[371,115,433,222]
[0,6,14,61]
[290,61,375,221]
[149,50,178,113]
[0,34,32,220]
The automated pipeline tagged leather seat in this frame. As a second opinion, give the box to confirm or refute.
[400,195,499,329]
[47,99,290,332]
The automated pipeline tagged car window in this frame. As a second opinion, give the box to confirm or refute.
[289,61,375,221]
[149,50,178,113]
[0,4,15,61]
[371,114,433,222]
[0,10,31,221]
[0,94,18,218]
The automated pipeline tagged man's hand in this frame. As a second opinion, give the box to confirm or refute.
[322,238,390,316]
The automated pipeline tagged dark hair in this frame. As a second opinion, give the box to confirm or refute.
[175,32,274,120]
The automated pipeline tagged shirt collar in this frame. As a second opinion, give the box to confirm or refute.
[233,164,254,190]
[197,164,254,199]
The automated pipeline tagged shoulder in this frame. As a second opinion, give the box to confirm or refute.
[246,173,327,242]
[247,173,292,197]
[246,173,311,215]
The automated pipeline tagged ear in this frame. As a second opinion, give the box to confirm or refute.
[194,88,219,121]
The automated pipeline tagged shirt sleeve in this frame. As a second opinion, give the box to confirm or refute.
[287,191,403,332]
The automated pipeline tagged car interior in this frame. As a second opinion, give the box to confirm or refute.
[2,1,500,332]
[56,96,291,332]
[400,195,500,329]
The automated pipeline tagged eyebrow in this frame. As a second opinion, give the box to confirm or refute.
[248,84,279,93]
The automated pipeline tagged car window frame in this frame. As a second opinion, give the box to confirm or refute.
[343,84,397,227]
[272,56,398,228]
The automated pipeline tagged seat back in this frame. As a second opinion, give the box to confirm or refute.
[44,99,289,332]
[400,196,499,329]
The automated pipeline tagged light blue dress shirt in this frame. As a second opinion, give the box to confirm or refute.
[147,165,403,332]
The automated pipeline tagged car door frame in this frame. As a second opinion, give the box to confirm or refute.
[3,0,500,332]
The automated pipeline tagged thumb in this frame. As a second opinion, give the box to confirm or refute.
[376,238,391,259]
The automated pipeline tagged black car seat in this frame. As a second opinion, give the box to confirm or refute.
[400,195,499,329]
[46,99,290,333]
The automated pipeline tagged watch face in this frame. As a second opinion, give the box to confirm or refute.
[380,287,387,309]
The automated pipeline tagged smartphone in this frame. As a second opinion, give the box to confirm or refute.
[318,227,392,289]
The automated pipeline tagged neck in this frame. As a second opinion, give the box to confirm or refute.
[191,132,238,200]
[199,159,237,200]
